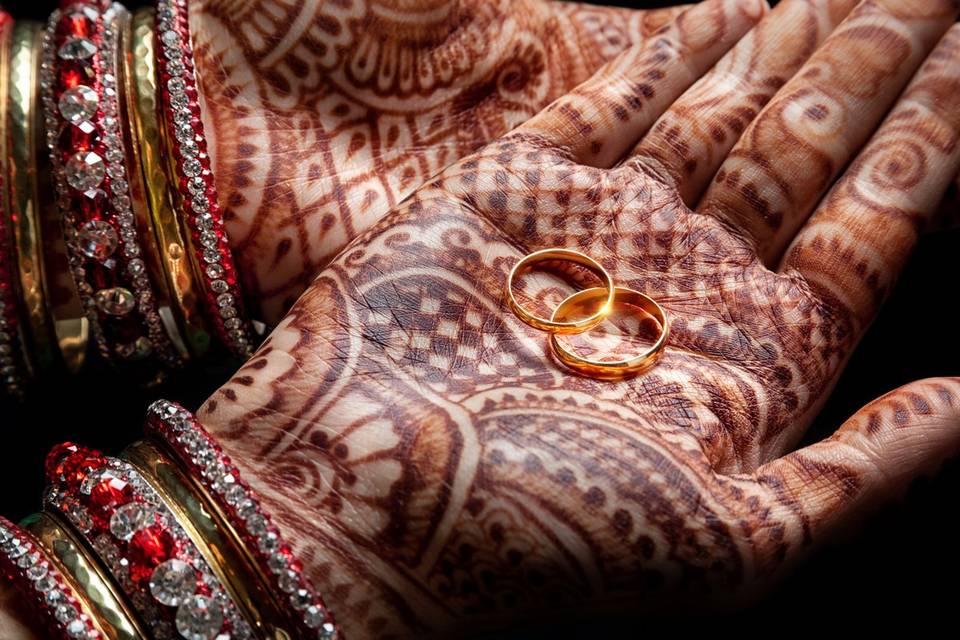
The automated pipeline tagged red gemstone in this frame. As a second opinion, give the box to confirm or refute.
[58,121,101,157]
[88,473,133,518]
[56,7,98,39]
[127,526,175,584]
[45,442,104,486]
[70,188,109,221]
[57,60,95,91]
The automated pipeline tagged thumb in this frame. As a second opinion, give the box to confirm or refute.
[747,377,960,579]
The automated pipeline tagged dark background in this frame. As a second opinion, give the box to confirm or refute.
[2,0,958,635]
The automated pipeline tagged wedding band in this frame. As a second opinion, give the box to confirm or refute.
[507,248,615,334]
[549,286,669,379]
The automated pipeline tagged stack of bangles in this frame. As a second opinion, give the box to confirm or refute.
[0,0,257,400]
[1,400,341,639]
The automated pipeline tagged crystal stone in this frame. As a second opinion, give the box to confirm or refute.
[58,37,97,60]
[149,559,196,606]
[95,287,135,316]
[319,622,337,640]
[182,158,202,177]
[55,603,78,624]
[65,619,87,639]
[109,502,152,541]
[161,30,180,48]
[175,595,224,640]
[27,561,49,581]
[65,151,105,191]
[58,85,98,123]
[304,604,327,628]
[76,220,118,261]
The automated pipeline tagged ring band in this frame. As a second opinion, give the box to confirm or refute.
[549,286,669,379]
[507,248,614,334]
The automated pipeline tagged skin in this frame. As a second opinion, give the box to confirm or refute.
[4,0,960,637]
[191,0,689,322]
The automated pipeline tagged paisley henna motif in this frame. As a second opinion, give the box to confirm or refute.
[188,1,960,638]
[190,0,689,321]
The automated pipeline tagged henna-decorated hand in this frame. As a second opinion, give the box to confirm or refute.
[194,0,960,636]
[191,0,689,322]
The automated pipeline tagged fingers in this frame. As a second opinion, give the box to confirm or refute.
[781,24,960,330]
[748,377,960,578]
[629,0,859,205]
[697,0,959,264]
[516,0,768,167]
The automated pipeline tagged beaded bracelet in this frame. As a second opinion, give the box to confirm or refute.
[41,0,182,377]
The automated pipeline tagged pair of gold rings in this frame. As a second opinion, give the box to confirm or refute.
[507,248,669,379]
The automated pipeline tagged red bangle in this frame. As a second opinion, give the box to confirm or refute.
[40,0,183,377]
[154,0,253,360]
[0,516,103,640]
[146,400,341,640]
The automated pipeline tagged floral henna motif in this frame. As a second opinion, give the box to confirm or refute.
[196,1,960,638]
[189,0,688,322]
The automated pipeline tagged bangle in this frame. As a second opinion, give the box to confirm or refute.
[44,442,255,639]
[22,511,146,639]
[41,1,183,377]
[0,10,29,397]
[9,18,90,378]
[127,6,211,360]
[117,6,192,362]
[146,401,341,640]
[0,515,107,639]
[154,0,253,360]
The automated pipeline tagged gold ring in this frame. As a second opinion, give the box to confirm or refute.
[549,286,669,379]
[507,248,614,334]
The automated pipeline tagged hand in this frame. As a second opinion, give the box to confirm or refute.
[196,0,960,636]
[190,0,688,322]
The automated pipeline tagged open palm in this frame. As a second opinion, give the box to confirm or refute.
[200,0,960,637]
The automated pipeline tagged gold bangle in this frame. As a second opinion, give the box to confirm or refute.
[549,286,669,379]
[9,21,89,374]
[122,439,295,638]
[507,248,615,334]
[20,511,146,640]
[128,7,211,359]
[6,21,54,375]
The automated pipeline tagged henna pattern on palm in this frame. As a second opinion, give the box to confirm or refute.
[198,1,960,638]
[190,0,689,322]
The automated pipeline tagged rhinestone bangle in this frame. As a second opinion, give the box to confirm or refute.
[41,0,183,377]
[146,400,341,640]
[44,442,255,640]
[0,516,104,640]
[154,0,253,360]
